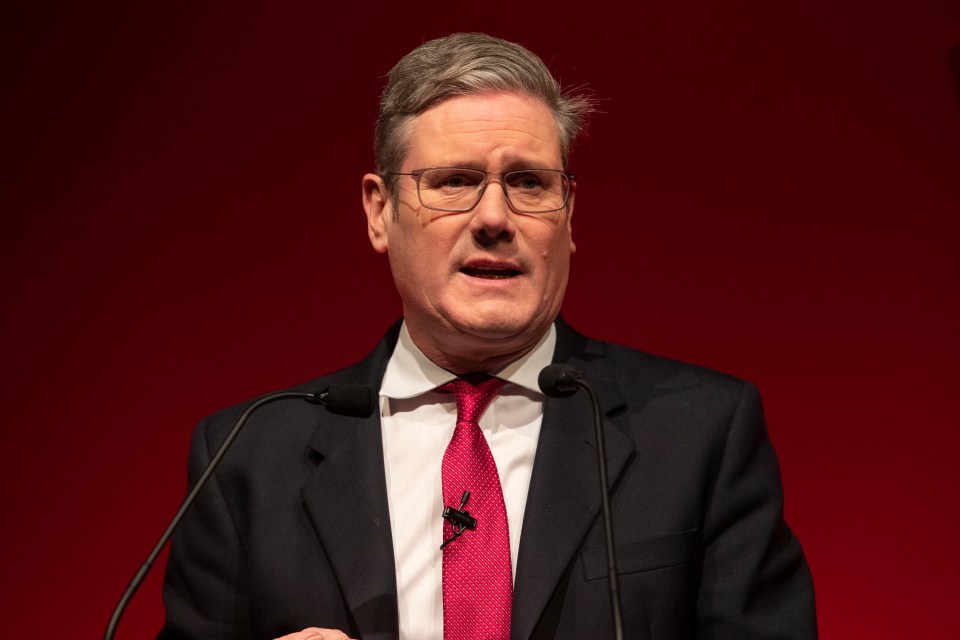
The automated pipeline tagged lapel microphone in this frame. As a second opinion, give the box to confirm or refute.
[441,490,478,549]
[105,384,377,640]
[539,364,624,640]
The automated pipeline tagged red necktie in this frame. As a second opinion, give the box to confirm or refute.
[439,375,512,640]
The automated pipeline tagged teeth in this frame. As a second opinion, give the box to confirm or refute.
[462,267,517,279]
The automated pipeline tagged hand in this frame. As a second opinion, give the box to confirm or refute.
[274,628,355,640]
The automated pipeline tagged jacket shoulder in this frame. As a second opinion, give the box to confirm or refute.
[197,320,401,439]
[557,318,750,409]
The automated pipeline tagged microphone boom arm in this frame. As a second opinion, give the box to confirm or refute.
[575,377,624,640]
[539,364,624,640]
[105,385,374,640]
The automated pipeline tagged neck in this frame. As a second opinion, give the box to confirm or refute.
[405,323,546,375]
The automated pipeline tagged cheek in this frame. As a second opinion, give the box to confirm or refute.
[389,221,461,280]
[522,217,563,257]
[546,233,573,286]
[535,224,573,265]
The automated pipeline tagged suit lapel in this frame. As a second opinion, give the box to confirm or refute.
[300,324,401,639]
[512,320,636,640]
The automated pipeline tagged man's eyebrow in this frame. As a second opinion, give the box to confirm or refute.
[497,154,565,170]
[425,155,558,171]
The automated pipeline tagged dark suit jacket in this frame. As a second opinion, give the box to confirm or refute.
[159,319,816,639]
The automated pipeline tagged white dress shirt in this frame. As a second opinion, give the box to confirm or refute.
[379,322,555,640]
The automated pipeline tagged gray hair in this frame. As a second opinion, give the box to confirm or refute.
[374,33,595,198]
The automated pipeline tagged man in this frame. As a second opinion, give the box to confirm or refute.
[160,33,816,640]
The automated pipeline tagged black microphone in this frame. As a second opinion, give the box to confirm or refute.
[305,383,378,417]
[104,384,377,640]
[538,364,624,640]
[537,363,583,397]
[440,490,478,549]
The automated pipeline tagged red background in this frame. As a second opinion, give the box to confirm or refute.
[2,1,958,637]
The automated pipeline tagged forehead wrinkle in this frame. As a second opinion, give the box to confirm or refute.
[430,112,553,148]
[430,155,558,173]
[434,108,547,132]
[410,113,560,170]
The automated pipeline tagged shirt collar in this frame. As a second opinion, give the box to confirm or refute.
[379,321,556,399]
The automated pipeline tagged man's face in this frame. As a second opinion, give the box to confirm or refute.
[363,92,576,370]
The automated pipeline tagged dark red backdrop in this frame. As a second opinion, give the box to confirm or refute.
[2,1,958,637]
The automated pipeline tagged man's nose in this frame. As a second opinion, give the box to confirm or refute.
[468,179,516,244]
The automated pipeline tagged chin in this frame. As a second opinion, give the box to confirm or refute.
[450,308,543,342]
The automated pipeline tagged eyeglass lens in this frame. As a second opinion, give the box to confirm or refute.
[417,168,569,212]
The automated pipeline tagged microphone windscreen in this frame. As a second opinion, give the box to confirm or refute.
[538,364,582,398]
[322,384,378,418]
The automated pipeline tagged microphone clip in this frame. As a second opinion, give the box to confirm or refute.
[440,490,477,549]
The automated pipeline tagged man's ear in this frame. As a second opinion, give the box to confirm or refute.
[566,182,576,255]
[362,173,390,253]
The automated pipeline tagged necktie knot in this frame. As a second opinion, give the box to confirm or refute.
[439,375,507,425]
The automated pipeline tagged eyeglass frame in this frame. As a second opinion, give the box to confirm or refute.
[380,167,577,214]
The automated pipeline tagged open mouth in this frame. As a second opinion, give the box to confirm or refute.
[460,266,521,280]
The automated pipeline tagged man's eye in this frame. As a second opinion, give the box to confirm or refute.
[442,176,468,188]
[426,172,480,190]
[509,173,544,190]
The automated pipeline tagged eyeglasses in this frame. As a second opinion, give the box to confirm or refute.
[383,167,575,213]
